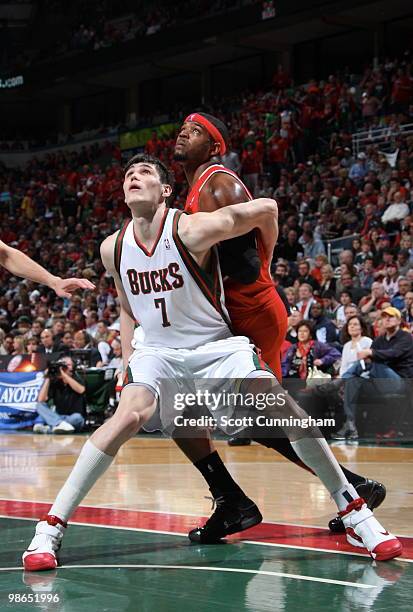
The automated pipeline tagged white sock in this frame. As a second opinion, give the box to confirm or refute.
[291,438,358,511]
[49,440,114,522]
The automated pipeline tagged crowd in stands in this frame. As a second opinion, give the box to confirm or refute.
[68,0,260,54]
[0,125,120,152]
[0,49,412,438]
[4,0,261,74]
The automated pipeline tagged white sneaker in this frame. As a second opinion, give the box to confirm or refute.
[22,516,66,571]
[52,421,75,434]
[340,498,402,561]
[33,424,52,434]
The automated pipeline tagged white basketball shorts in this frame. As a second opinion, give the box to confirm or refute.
[123,335,274,434]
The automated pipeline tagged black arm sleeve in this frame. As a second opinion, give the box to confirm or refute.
[218,231,261,285]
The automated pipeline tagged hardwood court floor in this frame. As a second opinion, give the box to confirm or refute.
[1,433,412,611]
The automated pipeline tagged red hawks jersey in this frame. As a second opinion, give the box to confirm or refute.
[185,164,276,316]
[114,208,232,349]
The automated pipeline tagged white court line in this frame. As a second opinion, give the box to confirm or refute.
[330,462,413,465]
[2,514,413,564]
[205,461,413,467]
[0,563,376,588]
[2,497,413,538]
[242,537,413,563]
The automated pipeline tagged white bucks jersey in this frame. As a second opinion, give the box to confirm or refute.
[115,208,232,349]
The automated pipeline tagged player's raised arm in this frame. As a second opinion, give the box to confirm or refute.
[100,234,135,370]
[0,240,95,298]
[178,198,278,255]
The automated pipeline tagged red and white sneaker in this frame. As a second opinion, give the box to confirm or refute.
[22,515,67,571]
[340,498,402,561]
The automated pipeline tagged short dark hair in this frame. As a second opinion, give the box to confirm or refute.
[123,154,175,189]
[321,290,334,300]
[297,320,315,339]
[196,112,230,150]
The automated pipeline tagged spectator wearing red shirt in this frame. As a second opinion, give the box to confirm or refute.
[323,75,340,106]
[391,68,413,112]
[359,182,378,207]
[93,196,106,222]
[361,92,381,121]
[241,142,262,196]
[145,130,161,156]
[311,254,329,285]
[272,64,291,91]
[267,130,289,185]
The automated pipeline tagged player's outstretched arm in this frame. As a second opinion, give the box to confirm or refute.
[178,198,278,254]
[0,240,95,298]
[100,234,135,370]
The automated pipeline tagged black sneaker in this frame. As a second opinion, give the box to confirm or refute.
[331,420,358,440]
[188,493,262,543]
[328,479,387,533]
[228,437,252,446]
[330,424,348,440]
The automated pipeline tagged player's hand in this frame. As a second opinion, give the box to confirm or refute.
[313,359,323,367]
[50,277,95,298]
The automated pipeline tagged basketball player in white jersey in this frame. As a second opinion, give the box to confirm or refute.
[22,154,401,570]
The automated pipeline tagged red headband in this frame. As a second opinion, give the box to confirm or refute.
[184,113,227,155]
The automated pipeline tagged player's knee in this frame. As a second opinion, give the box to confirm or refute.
[114,410,142,438]
[244,373,282,398]
[246,375,291,419]
[115,388,156,437]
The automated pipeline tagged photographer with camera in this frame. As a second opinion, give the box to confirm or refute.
[33,356,86,434]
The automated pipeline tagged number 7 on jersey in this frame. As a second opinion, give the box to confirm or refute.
[154,298,171,327]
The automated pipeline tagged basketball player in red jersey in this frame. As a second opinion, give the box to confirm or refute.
[173,112,386,542]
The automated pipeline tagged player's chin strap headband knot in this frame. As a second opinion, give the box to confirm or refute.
[184,113,227,155]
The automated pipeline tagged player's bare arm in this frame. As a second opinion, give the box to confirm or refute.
[100,233,135,369]
[0,239,95,298]
[205,173,278,261]
[202,172,249,211]
[179,198,278,255]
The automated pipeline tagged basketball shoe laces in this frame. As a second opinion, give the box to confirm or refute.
[203,495,239,530]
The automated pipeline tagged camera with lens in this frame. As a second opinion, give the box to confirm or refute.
[70,349,92,370]
[48,360,69,379]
